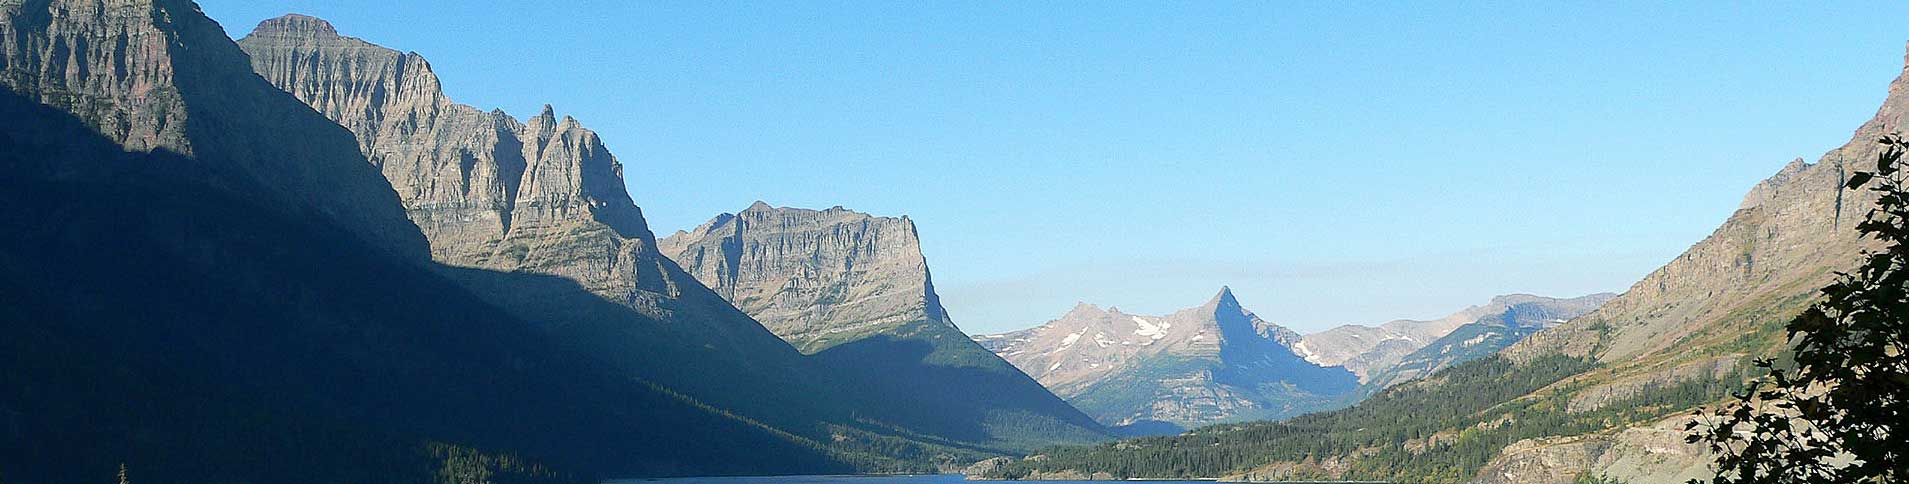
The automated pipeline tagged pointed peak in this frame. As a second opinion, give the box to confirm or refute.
[1063,302,1107,318]
[1210,286,1239,306]
[744,200,775,212]
[252,13,339,38]
[537,104,557,120]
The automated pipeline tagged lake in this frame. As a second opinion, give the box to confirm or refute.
[613,476,1223,483]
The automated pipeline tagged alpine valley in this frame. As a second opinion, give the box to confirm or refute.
[971,40,1909,484]
[0,1,1898,484]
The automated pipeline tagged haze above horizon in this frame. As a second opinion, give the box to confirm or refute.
[197,1,1909,334]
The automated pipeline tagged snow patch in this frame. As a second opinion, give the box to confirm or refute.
[1048,361,1063,372]
[1133,316,1168,340]
[1060,332,1082,348]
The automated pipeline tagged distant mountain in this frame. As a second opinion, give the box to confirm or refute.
[0,0,850,480]
[660,203,1110,451]
[973,41,1909,484]
[1358,294,1615,392]
[977,288,1357,433]
[1298,293,1614,382]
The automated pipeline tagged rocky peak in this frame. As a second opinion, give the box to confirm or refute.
[659,203,943,352]
[1207,286,1240,310]
[1,0,429,258]
[1064,301,1111,319]
[980,290,1354,429]
[250,13,337,39]
[239,15,653,246]
[232,15,826,363]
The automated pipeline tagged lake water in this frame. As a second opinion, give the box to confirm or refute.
[613,476,1220,483]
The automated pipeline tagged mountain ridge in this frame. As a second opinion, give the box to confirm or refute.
[0,0,853,480]
[979,288,1358,432]
[660,203,1112,451]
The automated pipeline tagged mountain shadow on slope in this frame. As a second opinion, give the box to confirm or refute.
[811,320,1113,451]
[0,84,851,483]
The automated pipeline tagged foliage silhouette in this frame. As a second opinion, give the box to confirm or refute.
[1685,134,1909,484]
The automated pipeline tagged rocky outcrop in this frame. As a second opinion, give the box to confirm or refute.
[235,15,817,395]
[236,15,689,313]
[237,13,1102,462]
[1473,415,1713,484]
[659,203,945,352]
[0,0,427,257]
[1299,293,1615,381]
[979,288,1357,430]
[661,203,1110,451]
[0,1,850,480]
[1465,42,1909,483]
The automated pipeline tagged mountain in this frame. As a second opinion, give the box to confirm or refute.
[976,288,1357,433]
[973,43,1909,484]
[238,13,1107,463]
[659,203,1110,451]
[1356,294,1616,392]
[1298,294,1614,382]
[0,0,852,480]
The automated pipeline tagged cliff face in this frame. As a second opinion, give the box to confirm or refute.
[662,203,1111,451]
[237,15,681,305]
[235,16,814,387]
[1462,45,1909,483]
[978,288,1357,431]
[660,203,948,352]
[0,0,427,257]
[0,1,850,480]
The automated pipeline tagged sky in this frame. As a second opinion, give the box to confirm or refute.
[198,1,1909,335]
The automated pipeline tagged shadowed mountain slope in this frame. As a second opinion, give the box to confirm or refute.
[0,0,850,480]
[239,16,1104,456]
[661,203,1110,451]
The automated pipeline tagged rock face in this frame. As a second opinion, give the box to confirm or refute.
[978,288,1358,431]
[0,0,850,480]
[661,203,1110,450]
[1460,46,1909,482]
[659,203,946,352]
[235,14,825,415]
[239,13,1107,460]
[1298,293,1614,381]
[1357,293,1616,391]
[0,0,427,258]
[238,15,689,323]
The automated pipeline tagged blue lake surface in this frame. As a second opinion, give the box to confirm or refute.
[613,476,1222,483]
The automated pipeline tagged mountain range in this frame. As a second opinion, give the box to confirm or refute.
[2,1,1893,483]
[973,40,1909,484]
[0,1,850,481]
[0,2,1107,481]
[975,289,1356,433]
[238,9,1108,461]
[977,291,1612,433]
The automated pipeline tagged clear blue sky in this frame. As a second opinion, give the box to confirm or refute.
[198,1,1909,334]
